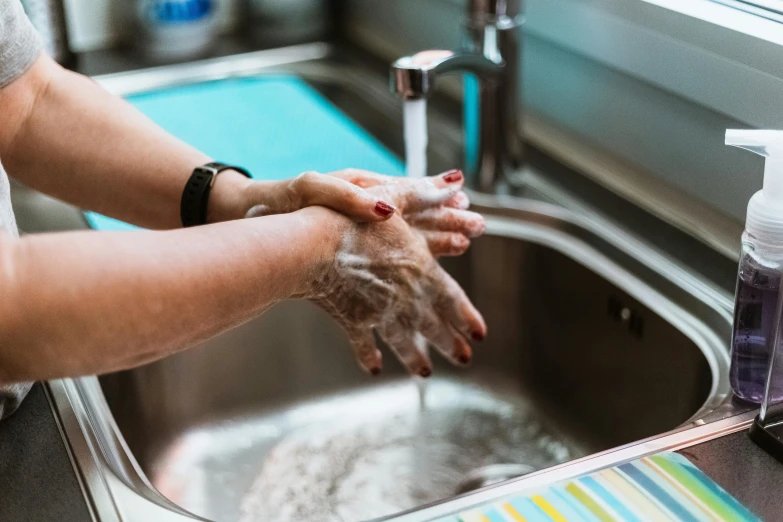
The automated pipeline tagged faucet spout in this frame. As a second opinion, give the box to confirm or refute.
[389,0,524,192]
[391,50,502,100]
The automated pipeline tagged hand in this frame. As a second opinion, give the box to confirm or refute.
[225,168,485,257]
[332,168,485,257]
[307,207,487,377]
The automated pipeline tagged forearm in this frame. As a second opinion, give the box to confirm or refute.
[0,55,250,229]
[0,207,342,382]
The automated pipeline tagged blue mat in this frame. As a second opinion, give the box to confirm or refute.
[85,76,405,231]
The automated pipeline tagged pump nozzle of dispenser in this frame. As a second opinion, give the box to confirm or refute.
[727,129,783,248]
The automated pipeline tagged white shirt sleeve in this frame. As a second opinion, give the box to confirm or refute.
[0,0,42,88]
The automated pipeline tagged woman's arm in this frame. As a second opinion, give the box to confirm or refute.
[0,55,398,228]
[0,54,221,230]
[0,207,341,382]
[0,197,486,383]
[0,54,485,250]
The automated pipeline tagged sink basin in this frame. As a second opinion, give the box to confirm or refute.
[98,195,728,521]
[31,44,736,522]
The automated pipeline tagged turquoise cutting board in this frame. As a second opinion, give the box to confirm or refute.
[85,76,406,231]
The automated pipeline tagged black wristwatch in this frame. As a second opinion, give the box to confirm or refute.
[180,162,252,227]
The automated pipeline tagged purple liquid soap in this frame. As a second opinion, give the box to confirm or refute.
[730,255,783,403]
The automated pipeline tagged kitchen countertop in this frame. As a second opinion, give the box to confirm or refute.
[0,383,91,522]
[679,429,783,521]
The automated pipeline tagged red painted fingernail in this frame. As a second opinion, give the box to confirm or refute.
[419,367,432,378]
[471,331,484,341]
[443,170,463,183]
[370,367,381,376]
[375,201,396,216]
[458,354,470,364]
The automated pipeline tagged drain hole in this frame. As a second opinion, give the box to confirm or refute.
[455,464,536,494]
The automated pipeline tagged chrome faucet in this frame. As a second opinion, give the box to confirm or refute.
[391,0,524,192]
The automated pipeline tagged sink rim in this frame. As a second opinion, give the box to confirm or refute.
[38,45,751,522]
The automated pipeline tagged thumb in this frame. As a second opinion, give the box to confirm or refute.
[289,171,397,221]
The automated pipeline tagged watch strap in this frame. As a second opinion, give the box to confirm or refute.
[180,162,252,228]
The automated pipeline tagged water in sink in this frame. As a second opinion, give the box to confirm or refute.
[151,378,576,522]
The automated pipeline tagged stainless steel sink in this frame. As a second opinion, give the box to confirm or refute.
[94,195,728,522]
[30,43,747,522]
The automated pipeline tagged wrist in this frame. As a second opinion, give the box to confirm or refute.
[205,169,254,224]
[290,206,351,297]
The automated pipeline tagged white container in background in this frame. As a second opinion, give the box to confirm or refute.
[135,0,216,61]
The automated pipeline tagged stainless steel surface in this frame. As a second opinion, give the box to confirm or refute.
[26,48,755,522]
[66,198,734,522]
[390,0,524,192]
[454,463,535,494]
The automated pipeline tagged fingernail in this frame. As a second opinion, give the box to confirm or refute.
[419,367,432,378]
[370,367,381,376]
[471,331,484,341]
[375,201,396,216]
[443,170,463,183]
[458,354,470,365]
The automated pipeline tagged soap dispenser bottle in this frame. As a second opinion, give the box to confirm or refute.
[726,130,783,403]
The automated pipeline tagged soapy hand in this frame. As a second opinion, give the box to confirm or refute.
[240,169,485,257]
[328,168,485,257]
[307,206,487,377]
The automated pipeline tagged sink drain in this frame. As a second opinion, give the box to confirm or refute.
[455,464,536,494]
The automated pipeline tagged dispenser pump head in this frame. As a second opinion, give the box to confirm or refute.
[727,129,783,246]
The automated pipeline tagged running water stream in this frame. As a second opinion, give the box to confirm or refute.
[404,99,428,179]
[403,99,432,410]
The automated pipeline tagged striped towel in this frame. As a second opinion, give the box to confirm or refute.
[439,452,759,522]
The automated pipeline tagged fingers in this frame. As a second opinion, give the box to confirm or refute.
[419,313,473,366]
[430,169,465,189]
[327,168,472,215]
[411,207,484,257]
[325,168,391,189]
[408,207,485,238]
[421,231,470,257]
[345,326,383,375]
[445,191,470,210]
[434,266,487,341]
[375,170,465,212]
[289,171,397,221]
[379,326,433,377]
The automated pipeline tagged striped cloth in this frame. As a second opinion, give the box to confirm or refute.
[438,452,759,522]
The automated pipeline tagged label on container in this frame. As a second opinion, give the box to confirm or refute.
[140,0,213,24]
